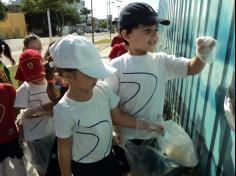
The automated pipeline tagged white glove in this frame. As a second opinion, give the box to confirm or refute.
[21,106,45,119]
[136,119,165,137]
[196,36,217,63]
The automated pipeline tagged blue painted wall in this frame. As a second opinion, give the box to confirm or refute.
[158,0,235,175]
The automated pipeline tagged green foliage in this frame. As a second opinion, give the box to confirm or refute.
[63,6,80,25]
[95,39,112,45]
[81,7,91,15]
[0,1,7,21]
[20,0,81,36]
[21,0,80,13]
[99,20,108,29]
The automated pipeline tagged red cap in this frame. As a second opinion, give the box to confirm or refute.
[19,49,45,82]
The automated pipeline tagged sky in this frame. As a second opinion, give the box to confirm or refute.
[1,0,160,20]
[84,0,160,19]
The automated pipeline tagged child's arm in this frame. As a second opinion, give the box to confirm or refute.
[111,107,164,134]
[57,137,72,176]
[18,102,57,119]
[187,57,205,75]
[187,36,217,75]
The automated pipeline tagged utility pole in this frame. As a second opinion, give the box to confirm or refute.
[107,0,109,30]
[91,0,95,44]
[47,9,52,43]
[117,5,120,17]
[109,0,112,39]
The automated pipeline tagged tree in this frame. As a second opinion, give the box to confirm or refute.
[98,20,108,29]
[80,7,91,24]
[20,0,80,35]
[0,1,7,21]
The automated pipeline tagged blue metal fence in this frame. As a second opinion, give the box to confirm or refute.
[158,0,235,175]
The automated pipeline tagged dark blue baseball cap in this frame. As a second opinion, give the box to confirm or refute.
[119,2,170,29]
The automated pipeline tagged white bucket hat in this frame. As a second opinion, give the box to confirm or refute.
[49,34,116,79]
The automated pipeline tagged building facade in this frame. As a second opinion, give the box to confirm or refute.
[0,13,27,39]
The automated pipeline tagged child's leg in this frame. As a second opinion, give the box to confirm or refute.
[45,138,61,176]
[26,135,55,176]
[0,160,6,176]
[9,157,27,176]
[72,152,122,176]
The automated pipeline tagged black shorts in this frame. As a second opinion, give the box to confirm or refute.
[72,152,122,176]
[0,138,24,162]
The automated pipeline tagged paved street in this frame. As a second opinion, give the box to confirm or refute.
[2,32,114,66]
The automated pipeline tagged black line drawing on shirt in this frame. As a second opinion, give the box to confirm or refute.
[76,120,112,161]
[120,72,158,116]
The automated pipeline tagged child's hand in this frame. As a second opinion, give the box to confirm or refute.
[112,131,124,145]
[196,36,217,63]
[22,106,45,119]
[137,119,165,136]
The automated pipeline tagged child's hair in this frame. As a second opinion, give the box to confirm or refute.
[44,41,56,61]
[43,61,59,103]
[120,23,158,46]
[119,3,159,45]
[0,40,16,65]
[23,34,41,50]
[56,68,78,77]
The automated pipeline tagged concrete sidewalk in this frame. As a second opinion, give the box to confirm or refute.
[2,42,111,67]
[2,34,113,67]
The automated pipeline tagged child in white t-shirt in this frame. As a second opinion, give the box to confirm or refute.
[49,34,164,176]
[104,2,217,175]
[14,49,54,176]
[105,2,217,141]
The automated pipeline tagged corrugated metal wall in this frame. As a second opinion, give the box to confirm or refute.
[158,0,235,175]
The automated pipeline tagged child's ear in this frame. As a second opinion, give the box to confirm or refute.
[120,29,129,42]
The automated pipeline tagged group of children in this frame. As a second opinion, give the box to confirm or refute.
[0,2,217,176]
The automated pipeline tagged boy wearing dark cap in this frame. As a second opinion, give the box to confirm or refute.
[105,2,217,174]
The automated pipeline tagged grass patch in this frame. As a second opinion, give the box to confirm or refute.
[8,65,18,89]
[95,39,112,45]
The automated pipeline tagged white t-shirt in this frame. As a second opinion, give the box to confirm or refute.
[105,52,189,140]
[14,82,54,141]
[54,81,120,163]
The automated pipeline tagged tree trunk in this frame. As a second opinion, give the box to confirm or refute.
[58,10,64,36]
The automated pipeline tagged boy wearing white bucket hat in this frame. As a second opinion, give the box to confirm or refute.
[49,34,164,176]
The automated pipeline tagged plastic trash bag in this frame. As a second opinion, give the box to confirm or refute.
[122,139,178,176]
[224,72,235,131]
[22,133,55,175]
[158,120,199,167]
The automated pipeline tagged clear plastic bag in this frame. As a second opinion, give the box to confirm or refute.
[158,120,199,167]
[122,139,178,176]
[23,133,55,175]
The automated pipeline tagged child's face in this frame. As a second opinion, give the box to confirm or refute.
[64,70,97,92]
[27,39,42,53]
[123,25,158,55]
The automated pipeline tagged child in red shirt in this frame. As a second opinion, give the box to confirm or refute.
[111,19,124,47]
[0,83,27,176]
[109,43,128,60]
